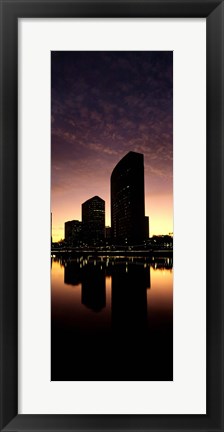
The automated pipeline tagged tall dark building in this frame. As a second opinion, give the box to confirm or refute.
[64,220,82,245]
[111,151,149,245]
[82,196,105,245]
[144,216,149,239]
[105,226,111,239]
[51,212,52,243]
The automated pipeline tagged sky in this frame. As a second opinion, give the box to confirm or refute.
[51,51,173,242]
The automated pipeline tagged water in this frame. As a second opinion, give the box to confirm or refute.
[51,255,173,381]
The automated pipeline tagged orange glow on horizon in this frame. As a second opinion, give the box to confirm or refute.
[52,192,173,242]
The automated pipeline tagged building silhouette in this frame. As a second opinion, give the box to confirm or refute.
[111,151,149,245]
[144,216,149,239]
[64,220,82,245]
[105,226,111,240]
[82,196,105,245]
[51,212,52,243]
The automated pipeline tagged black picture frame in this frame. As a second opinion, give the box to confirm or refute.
[0,1,223,431]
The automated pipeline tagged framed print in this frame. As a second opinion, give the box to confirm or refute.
[0,0,224,431]
[50,50,174,383]
[19,19,206,415]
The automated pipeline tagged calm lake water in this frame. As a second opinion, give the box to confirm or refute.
[51,255,173,381]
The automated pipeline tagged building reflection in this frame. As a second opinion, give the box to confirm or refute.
[62,258,153,321]
[52,257,173,381]
[151,256,173,270]
[81,264,106,312]
[63,259,106,312]
[111,262,150,338]
[64,261,82,286]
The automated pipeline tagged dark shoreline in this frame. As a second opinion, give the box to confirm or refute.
[51,249,173,258]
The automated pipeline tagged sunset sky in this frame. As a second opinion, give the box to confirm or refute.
[51,51,173,242]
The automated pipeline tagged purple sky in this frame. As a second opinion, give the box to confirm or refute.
[51,51,173,241]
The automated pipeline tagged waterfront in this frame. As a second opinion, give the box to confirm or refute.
[51,255,173,381]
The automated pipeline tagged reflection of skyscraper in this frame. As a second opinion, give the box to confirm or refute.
[81,264,106,312]
[111,263,149,336]
[111,152,148,244]
[82,196,105,244]
[64,261,82,286]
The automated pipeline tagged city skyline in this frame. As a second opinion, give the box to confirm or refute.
[51,51,173,242]
[59,151,150,245]
[53,151,173,245]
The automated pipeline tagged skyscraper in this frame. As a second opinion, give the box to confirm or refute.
[64,220,82,245]
[111,151,148,245]
[51,212,52,243]
[82,196,105,245]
